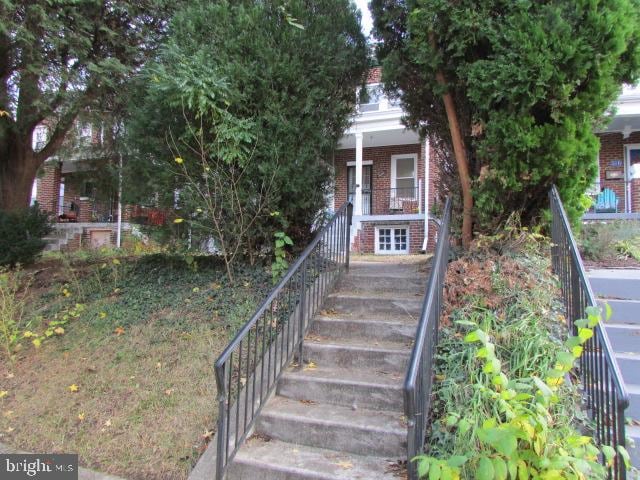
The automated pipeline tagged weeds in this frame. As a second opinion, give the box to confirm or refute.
[579,221,640,262]
[420,244,630,479]
[0,268,31,360]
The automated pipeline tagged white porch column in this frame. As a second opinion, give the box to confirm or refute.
[354,132,364,215]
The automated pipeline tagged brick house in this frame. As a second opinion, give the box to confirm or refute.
[590,85,640,216]
[334,67,440,255]
[31,118,160,251]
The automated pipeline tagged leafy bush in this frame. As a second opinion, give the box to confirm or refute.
[0,205,52,266]
[579,221,640,261]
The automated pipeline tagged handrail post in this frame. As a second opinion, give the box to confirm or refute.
[346,202,353,272]
[215,365,226,480]
[298,260,307,368]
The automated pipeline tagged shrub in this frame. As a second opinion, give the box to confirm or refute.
[0,205,52,267]
[579,221,640,262]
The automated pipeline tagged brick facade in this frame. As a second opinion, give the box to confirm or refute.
[36,161,61,215]
[596,131,640,213]
[334,141,440,254]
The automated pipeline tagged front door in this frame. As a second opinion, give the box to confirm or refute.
[626,144,640,213]
[347,165,372,215]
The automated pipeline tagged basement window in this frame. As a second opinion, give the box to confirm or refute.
[375,226,409,254]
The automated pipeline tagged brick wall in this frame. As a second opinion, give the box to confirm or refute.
[597,131,640,213]
[335,144,426,213]
[355,220,426,254]
[367,67,382,84]
[36,161,61,215]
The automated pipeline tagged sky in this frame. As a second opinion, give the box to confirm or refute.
[354,0,373,37]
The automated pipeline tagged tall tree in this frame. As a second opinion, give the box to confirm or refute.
[124,0,368,250]
[372,0,640,236]
[0,0,175,211]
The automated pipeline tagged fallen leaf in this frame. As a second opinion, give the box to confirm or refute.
[336,460,353,470]
[303,361,317,371]
[114,326,125,336]
[104,419,111,427]
[202,430,214,440]
[156,362,162,369]
[5,373,14,379]
[5,427,14,433]
[99,312,107,319]
[77,413,85,421]
[53,327,65,335]
[68,384,79,393]
[240,378,247,386]
[3,410,13,418]
[0,391,7,399]
[165,388,174,396]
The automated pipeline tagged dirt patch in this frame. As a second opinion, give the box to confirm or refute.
[442,251,543,326]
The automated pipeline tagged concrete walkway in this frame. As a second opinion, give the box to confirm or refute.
[588,269,640,470]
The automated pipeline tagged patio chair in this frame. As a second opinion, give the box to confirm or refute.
[594,188,618,213]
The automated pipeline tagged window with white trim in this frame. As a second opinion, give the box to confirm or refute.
[391,154,417,202]
[375,226,409,254]
[359,84,382,112]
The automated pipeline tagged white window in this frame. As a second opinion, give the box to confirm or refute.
[359,84,383,112]
[79,123,92,143]
[375,226,409,254]
[33,125,48,150]
[391,154,417,199]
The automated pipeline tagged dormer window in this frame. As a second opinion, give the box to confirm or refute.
[359,84,382,112]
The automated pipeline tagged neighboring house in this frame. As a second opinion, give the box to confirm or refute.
[591,85,640,216]
[31,117,163,251]
[334,67,441,255]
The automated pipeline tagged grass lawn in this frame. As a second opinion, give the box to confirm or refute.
[0,252,270,479]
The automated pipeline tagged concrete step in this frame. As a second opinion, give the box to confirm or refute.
[277,365,404,411]
[348,261,429,279]
[615,354,640,385]
[590,278,640,301]
[337,274,425,297]
[255,396,406,457]
[599,300,640,325]
[309,316,416,343]
[229,437,401,480]
[603,324,640,354]
[627,425,640,469]
[626,384,640,421]
[323,294,422,322]
[303,340,410,373]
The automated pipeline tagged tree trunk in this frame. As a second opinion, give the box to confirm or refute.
[0,135,41,212]
[429,32,473,249]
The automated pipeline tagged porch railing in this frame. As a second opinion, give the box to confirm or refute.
[550,185,629,479]
[213,202,353,479]
[404,197,452,480]
[350,184,423,216]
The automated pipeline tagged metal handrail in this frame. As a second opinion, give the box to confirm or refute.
[404,197,452,480]
[213,201,353,479]
[549,185,629,479]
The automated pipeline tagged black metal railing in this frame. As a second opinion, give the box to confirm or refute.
[404,197,452,480]
[349,186,422,216]
[550,185,629,479]
[213,202,353,479]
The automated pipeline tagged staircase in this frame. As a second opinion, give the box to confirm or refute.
[589,269,640,469]
[225,260,428,479]
[43,224,84,251]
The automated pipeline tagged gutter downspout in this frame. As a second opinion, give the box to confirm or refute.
[116,152,123,248]
[422,138,430,252]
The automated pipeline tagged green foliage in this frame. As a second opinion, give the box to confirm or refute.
[0,205,51,266]
[372,0,640,231]
[579,221,640,261]
[420,248,629,478]
[272,231,294,283]
[0,0,177,209]
[0,268,31,360]
[124,0,368,251]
